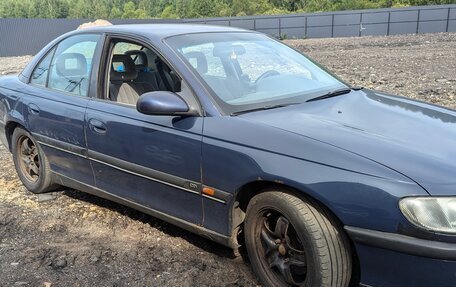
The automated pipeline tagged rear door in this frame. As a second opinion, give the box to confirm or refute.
[85,37,204,224]
[21,33,102,184]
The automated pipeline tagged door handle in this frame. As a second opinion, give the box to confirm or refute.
[88,118,107,134]
[28,103,40,115]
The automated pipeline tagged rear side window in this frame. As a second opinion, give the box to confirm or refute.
[30,48,55,86]
[47,34,100,97]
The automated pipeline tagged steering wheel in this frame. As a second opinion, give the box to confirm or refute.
[255,70,280,84]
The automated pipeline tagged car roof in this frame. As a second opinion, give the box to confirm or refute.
[19,23,255,84]
[81,23,252,40]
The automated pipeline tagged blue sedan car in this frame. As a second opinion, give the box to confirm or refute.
[0,24,455,287]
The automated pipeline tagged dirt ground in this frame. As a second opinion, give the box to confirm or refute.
[0,33,455,287]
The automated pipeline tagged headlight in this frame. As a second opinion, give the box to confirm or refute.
[399,197,456,234]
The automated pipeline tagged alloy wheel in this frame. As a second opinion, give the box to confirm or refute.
[17,136,40,183]
[256,209,308,286]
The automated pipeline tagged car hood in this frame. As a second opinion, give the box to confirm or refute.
[240,89,456,196]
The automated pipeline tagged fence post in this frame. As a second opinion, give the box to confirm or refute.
[304,16,308,38]
[279,17,282,38]
[416,8,421,34]
[331,14,335,37]
[447,7,451,32]
[359,13,363,37]
[387,11,391,36]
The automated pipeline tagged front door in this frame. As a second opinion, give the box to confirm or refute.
[85,38,203,224]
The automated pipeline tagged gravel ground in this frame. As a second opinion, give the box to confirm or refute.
[287,32,456,109]
[0,33,455,287]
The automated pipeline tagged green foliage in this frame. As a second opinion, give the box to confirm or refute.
[110,7,123,18]
[122,1,137,18]
[160,5,178,18]
[332,0,383,11]
[0,0,454,19]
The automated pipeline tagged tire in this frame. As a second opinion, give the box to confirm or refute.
[245,190,352,287]
[12,127,56,194]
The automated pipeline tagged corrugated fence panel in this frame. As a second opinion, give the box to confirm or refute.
[1,4,455,56]
[230,19,255,29]
[450,8,456,32]
[0,19,87,57]
[0,18,180,57]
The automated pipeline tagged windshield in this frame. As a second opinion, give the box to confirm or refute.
[166,32,347,114]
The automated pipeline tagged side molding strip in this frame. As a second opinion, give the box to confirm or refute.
[202,185,231,204]
[33,133,87,157]
[51,171,237,249]
[88,149,201,196]
[34,134,231,204]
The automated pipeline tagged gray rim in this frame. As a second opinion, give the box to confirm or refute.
[255,209,308,286]
[17,135,40,183]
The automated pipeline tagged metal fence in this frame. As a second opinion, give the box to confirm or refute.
[186,4,456,38]
[0,18,178,57]
[0,4,455,57]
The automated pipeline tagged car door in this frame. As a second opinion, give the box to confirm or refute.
[84,38,203,224]
[21,33,102,185]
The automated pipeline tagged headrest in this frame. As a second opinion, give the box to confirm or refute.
[56,53,87,77]
[125,50,148,70]
[144,49,158,70]
[213,44,246,58]
[184,51,208,74]
[110,54,137,82]
[155,57,171,72]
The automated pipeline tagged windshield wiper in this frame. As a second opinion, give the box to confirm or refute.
[306,87,363,103]
[230,103,298,116]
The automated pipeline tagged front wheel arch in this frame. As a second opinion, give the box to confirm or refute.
[231,181,360,285]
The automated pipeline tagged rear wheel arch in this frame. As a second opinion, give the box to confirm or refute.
[5,121,23,151]
[11,126,58,193]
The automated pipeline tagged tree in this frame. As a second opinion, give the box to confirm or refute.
[122,1,137,18]
[68,0,93,18]
[161,5,178,18]
[94,1,110,19]
[190,0,219,17]
[332,0,382,11]
[11,1,28,18]
[231,0,253,15]
[110,6,123,18]
[1,0,455,19]
[175,0,192,18]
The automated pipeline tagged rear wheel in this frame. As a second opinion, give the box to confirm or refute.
[245,190,352,287]
[12,128,56,193]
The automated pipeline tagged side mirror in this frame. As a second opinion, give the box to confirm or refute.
[136,91,197,116]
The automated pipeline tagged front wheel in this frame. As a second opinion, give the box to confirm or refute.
[12,127,56,193]
[245,190,352,287]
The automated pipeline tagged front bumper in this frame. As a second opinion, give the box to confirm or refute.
[346,226,456,287]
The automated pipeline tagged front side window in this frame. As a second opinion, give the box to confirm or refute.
[47,34,100,97]
[166,33,346,114]
[106,40,182,105]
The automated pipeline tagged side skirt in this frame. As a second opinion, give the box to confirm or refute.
[51,171,238,250]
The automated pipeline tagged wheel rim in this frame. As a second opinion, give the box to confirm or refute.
[256,209,307,286]
[17,136,40,183]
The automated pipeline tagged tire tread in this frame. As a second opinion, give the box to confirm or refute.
[245,190,352,287]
